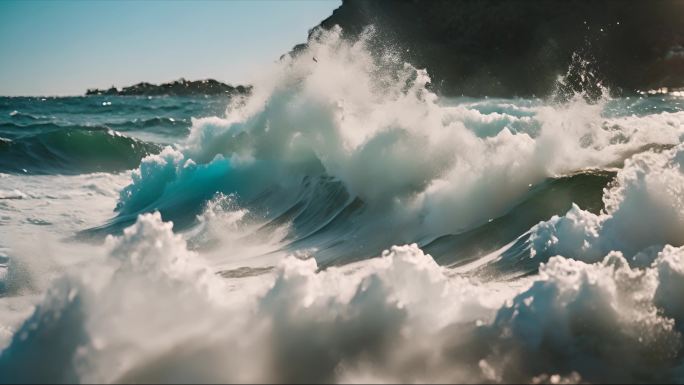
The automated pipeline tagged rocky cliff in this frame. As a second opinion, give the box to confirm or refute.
[305,0,684,98]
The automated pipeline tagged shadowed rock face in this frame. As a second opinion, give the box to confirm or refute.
[86,79,252,96]
[307,0,684,98]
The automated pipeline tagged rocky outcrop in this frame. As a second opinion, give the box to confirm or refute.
[86,79,252,96]
[303,0,684,98]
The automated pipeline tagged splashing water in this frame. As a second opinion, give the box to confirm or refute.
[1,27,684,383]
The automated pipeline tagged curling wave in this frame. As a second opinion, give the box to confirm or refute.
[0,124,160,174]
[3,26,684,385]
[96,28,684,265]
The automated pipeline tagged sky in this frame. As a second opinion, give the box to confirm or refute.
[0,0,341,96]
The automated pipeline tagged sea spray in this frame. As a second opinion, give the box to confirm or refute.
[1,24,684,385]
[110,27,684,260]
[530,143,684,264]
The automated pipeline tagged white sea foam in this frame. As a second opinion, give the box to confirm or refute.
[0,189,28,200]
[2,210,684,382]
[530,143,684,263]
[119,27,684,243]
[2,26,684,384]
[0,172,132,351]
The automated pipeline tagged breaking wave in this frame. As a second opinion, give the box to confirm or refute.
[98,28,683,262]
[2,27,684,384]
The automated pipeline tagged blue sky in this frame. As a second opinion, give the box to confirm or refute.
[0,0,340,96]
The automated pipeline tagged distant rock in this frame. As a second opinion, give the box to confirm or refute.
[86,79,252,96]
[296,0,684,98]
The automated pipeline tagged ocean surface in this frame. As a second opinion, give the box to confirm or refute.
[1,31,684,383]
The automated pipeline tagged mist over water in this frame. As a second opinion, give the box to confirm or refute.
[1,28,684,383]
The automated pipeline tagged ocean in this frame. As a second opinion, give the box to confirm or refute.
[1,30,684,383]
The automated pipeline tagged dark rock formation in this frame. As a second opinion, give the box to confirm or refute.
[303,0,684,98]
[86,79,252,96]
